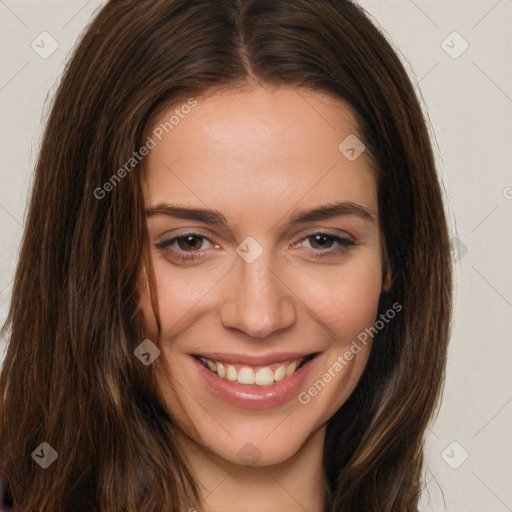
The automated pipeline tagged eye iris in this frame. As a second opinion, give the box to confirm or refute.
[310,234,333,249]
[178,235,203,251]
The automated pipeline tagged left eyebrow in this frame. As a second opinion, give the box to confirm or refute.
[287,202,376,225]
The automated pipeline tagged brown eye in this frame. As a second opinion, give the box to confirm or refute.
[308,234,336,249]
[155,233,213,254]
[176,235,206,251]
[294,232,355,260]
[154,233,215,264]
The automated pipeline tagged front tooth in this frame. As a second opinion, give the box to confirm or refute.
[255,367,274,386]
[226,364,238,381]
[285,361,297,376]
[216,362,226,378]
[238,367,255,385]
[273,365,286,382]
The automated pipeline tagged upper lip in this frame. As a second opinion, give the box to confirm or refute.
[191,351,319,366]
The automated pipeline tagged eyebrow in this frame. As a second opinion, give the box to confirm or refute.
[145,201,376,228]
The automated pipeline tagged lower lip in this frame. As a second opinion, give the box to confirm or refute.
[191,354,322,410]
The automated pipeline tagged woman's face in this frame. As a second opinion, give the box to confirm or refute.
[140,84,386,467]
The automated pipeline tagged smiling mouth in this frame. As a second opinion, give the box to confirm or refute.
[193,353,319,386]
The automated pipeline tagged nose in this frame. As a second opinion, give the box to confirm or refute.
[220,252,297,339]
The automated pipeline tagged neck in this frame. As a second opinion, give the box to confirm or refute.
[178,425,327,512]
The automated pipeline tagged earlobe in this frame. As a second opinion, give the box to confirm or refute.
[382,265,393,292]
[381,254,393,292]
[382,262,393,292]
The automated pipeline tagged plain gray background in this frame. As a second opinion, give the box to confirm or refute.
[1,1,511,510]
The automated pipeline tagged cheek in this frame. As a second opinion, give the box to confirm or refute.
[294,252,384,340]
[293,256,383,422]
[141,248,383,341]
[140,259,227,337]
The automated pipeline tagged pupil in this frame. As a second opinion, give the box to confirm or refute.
[311,234,332,249]
[179,235,202,251]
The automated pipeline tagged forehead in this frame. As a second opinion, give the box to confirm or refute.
[143,85,377,225]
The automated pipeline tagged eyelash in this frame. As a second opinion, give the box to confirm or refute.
[154,231,355,263]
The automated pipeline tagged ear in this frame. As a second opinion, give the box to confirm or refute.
[380,240,393,292]
[382,261,393,292]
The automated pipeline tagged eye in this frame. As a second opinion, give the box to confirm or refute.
[294,232,355,259]
[307,233,338,249]
[172,234,211,252]
[154,230,356,264]
[154,232,214,262]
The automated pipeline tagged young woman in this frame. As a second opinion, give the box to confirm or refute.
[0,0,452,510]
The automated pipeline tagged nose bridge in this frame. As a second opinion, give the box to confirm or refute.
[220,248,296,338]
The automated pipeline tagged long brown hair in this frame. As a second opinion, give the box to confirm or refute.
[0,0,452,510]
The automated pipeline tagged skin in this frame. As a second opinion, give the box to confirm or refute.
[139,84,390,512]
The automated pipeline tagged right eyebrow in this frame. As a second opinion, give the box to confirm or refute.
[145,204,230,225]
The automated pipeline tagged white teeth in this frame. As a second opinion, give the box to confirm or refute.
[238,367,255,385]
[216,362,226,379]
[255,367,274,386]
[273,365,286,382]
[199,355,309,386]
[226,364,238,382]
[285,361,297,376]
[205,359,217,372]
